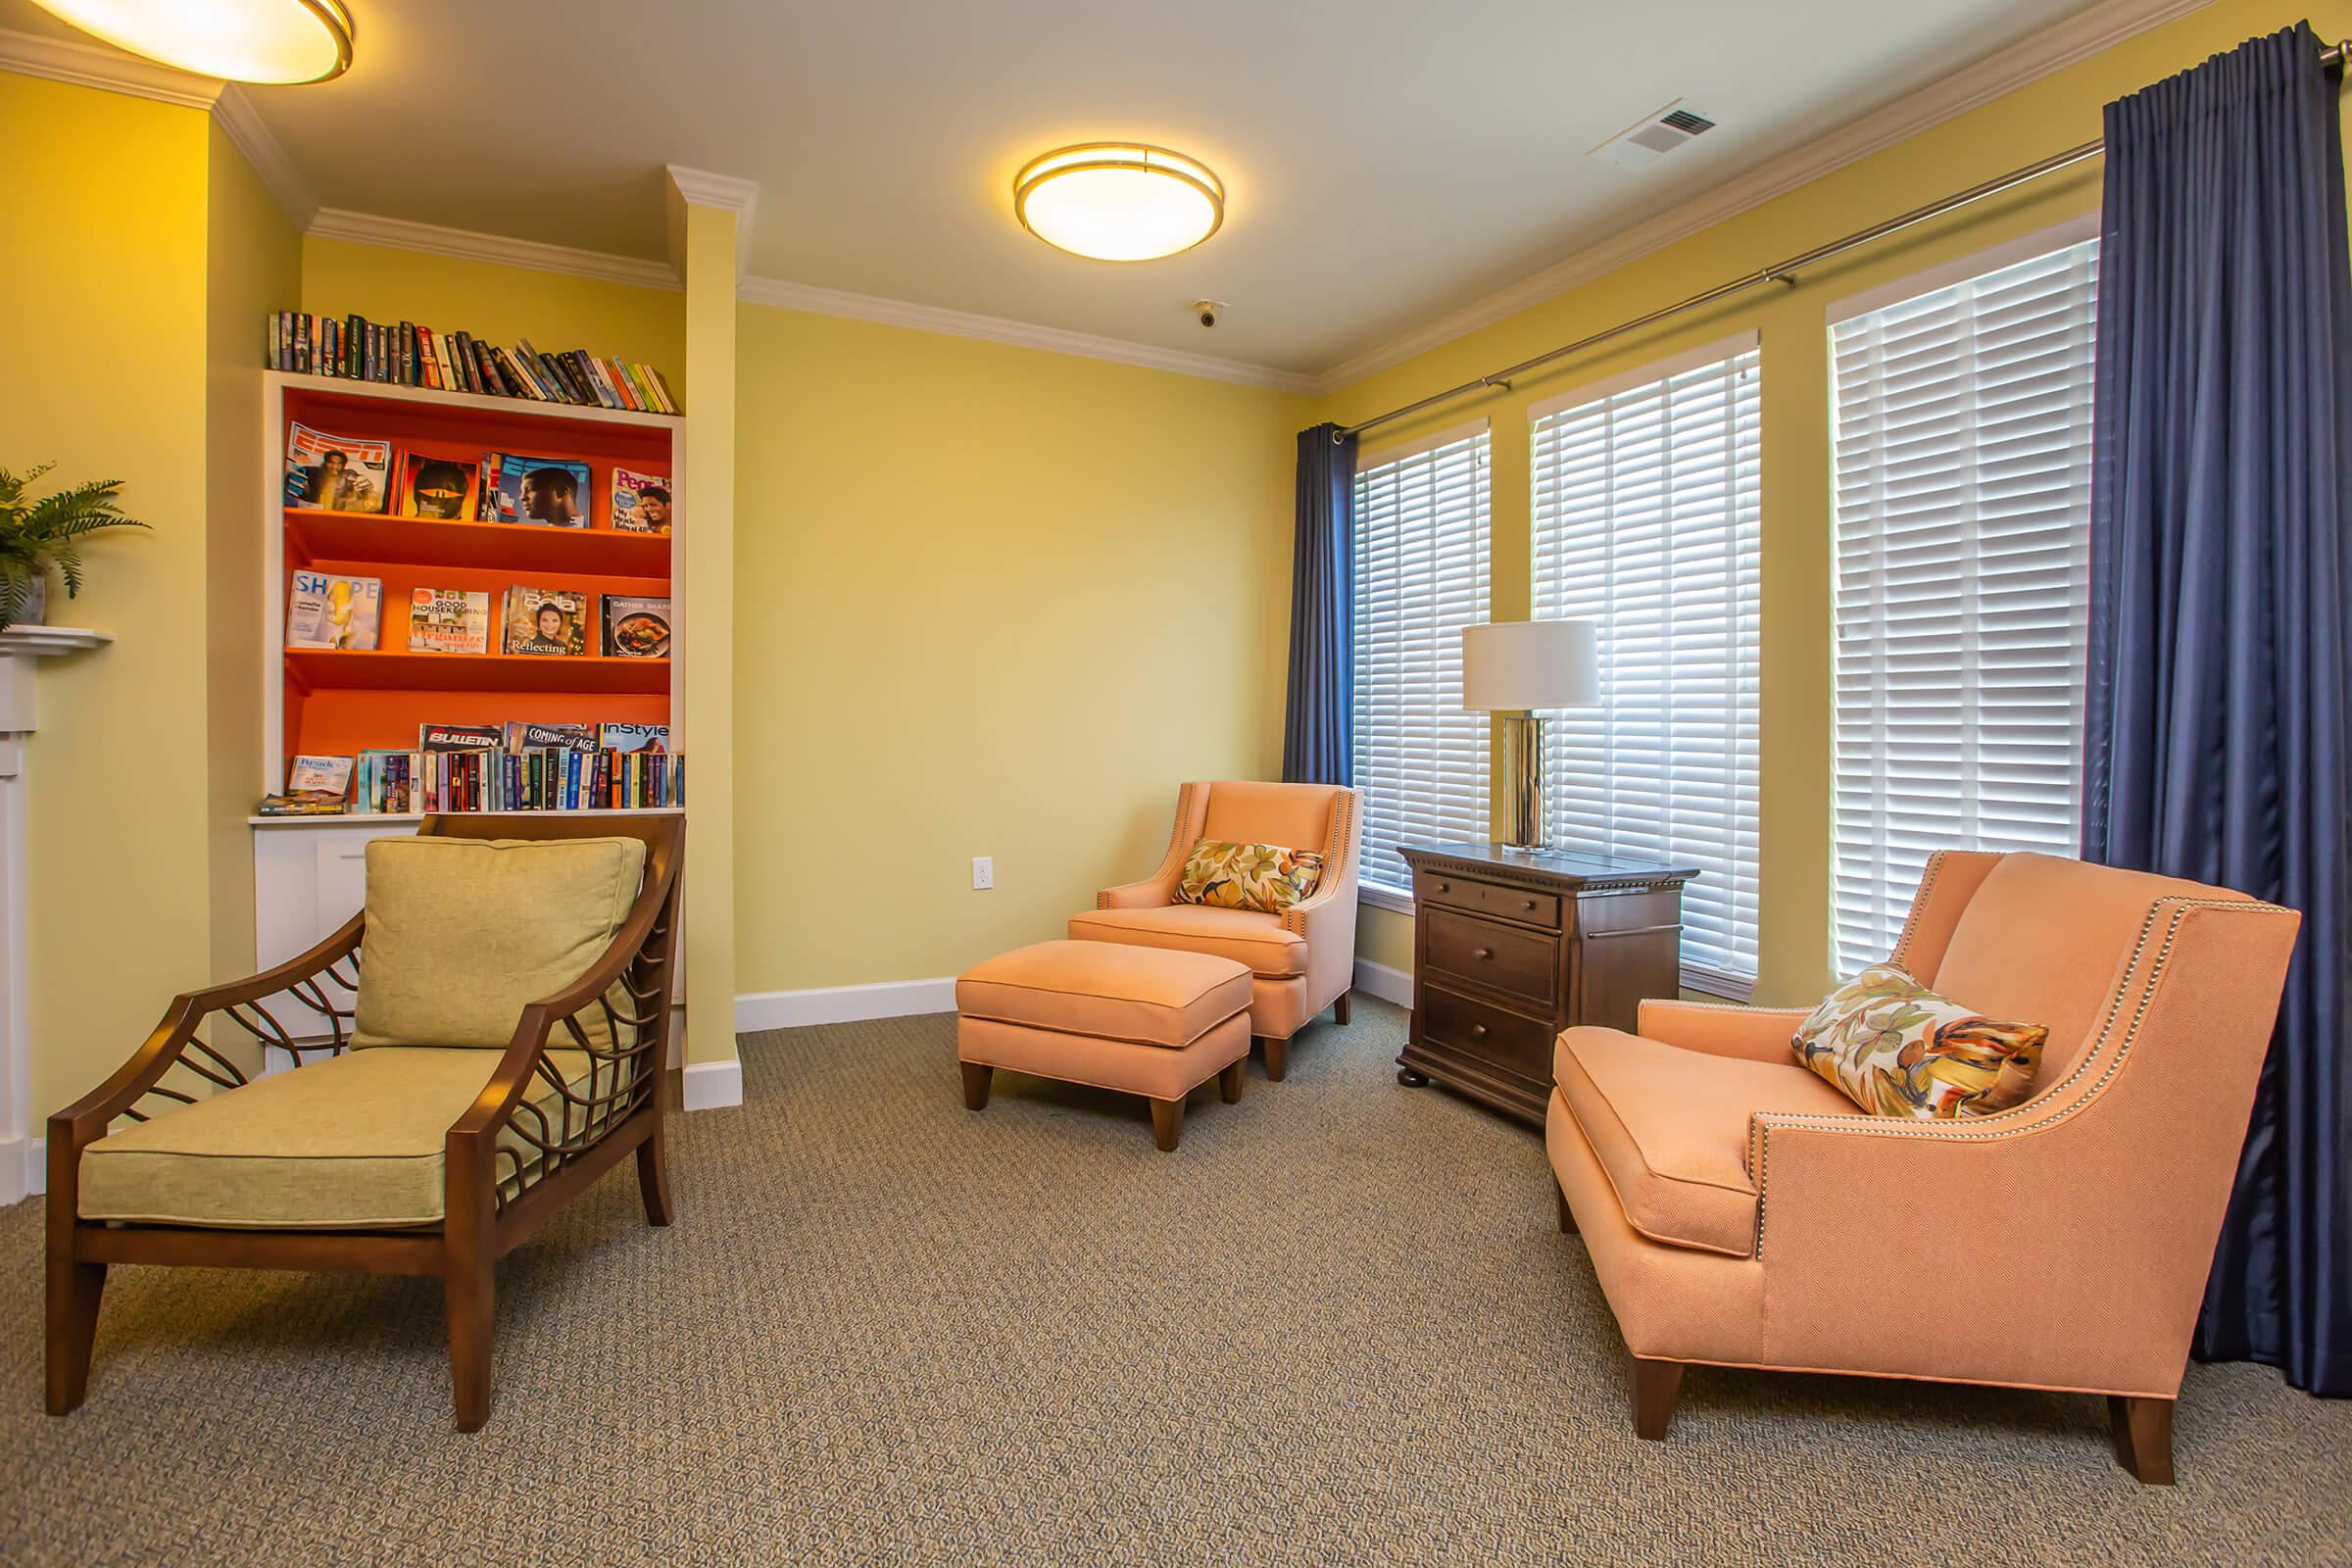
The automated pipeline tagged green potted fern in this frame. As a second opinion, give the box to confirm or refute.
[0,466,149,633]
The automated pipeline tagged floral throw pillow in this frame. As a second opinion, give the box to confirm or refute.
[1790,963,2047,1119]
[1176,839,1325,914]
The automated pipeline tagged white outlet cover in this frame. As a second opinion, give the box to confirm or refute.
[972,857,994,890]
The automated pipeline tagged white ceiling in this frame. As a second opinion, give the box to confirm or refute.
[3,0,2121,377]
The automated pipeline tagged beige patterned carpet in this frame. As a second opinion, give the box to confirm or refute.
[4,997,2349,1565]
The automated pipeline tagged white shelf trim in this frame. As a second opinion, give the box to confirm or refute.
[0,626,113,657]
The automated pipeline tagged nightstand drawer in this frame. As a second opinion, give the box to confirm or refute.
[1424,907,1558,1007]
[1415,871,1562,931]
[1421,984,1554,1081]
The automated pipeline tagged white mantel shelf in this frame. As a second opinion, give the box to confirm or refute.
[0,625,112,657]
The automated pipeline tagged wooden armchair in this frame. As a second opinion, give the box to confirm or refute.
[46,814,684,1432]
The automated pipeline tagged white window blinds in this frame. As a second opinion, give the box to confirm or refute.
[1530,338,1763,998]
[1827,233,2098,977]
[1350,422,1492,899]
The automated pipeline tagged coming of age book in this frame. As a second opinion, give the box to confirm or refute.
[393,453,480,520]
[284,421,390,514]
[501,585,588,656]
[286,570,382,650]
[481,453,593,527]
[408,588,491,654]
[611,467,672,533]
[600,594,670,658]
[504,720,598,753]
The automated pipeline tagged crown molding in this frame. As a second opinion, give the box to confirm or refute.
[662,165,760,279]
[213,84,318,226]
[306,207,682,291]
[1312,0,2216,392]
[737,274,1319,394]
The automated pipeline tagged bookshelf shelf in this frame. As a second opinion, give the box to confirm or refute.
[287,509,671,577]
[286,648,670,696]
[250,806,684,827]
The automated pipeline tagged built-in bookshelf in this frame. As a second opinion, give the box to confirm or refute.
[260,372,684,806]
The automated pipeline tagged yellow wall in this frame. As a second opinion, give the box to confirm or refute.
[5,75,240,1118]
[731,307,1301,993]
[1318,0,2352,1003]
[205,121,303,986]
[299,237,685,385]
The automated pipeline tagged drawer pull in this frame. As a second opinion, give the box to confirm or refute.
[1522,899,1537,911]
[1436,881,1450,893]
[1470,1023,1488,1037]
[1474,948,1493,960]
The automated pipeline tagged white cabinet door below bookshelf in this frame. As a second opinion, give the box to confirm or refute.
[252,818,418,1064]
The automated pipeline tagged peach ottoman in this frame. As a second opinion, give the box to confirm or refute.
[956,940,1253,1151]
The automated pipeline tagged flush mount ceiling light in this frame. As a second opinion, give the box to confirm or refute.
[29,0,354,84]
[1013,144,1224,262]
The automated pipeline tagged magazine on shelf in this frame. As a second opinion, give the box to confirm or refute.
[503,720,598,753]
[285,570,382,650]
[283,421,390,514]
[611,467,672,534]
[600,594,670,658]
[286,755,354,797]
[500,585,588,656]
[599,722,669,754]
[408,588,492,654]
[392,453,480,520]
[419,722,502,752]
[480,453,592,527]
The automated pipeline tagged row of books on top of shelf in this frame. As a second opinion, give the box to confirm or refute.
[290,573,670,659]
[288,421,670,532]
[269,311,677,415]
[260,723,680,816]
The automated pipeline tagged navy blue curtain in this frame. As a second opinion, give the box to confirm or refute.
[1282,424,1356,785]
[2082,22,2352,1396]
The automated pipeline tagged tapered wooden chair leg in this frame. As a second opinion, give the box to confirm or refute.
[2108,1396,2176,1485]
[960,1061,993,1110]
[636,1121,675,1227]
[1261,1037,1289,1082]
[1334,993,1352,1025]
[1631,1356,1684,1441]
[1556,1184,1578,1235]
[45,1252,106,1416]
[1218,1059,1244,1103]
[445,1260,497,1433]
[1150,1097,1184,1152]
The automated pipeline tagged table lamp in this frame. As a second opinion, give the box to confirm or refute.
[1462,619,1599,853]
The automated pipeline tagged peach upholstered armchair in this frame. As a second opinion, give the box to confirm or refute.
[1546,850,2299,1484]
[1070,780,1360,1081]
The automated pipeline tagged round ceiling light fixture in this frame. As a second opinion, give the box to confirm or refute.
[29,0,354,84]
[1013,144,1224,262]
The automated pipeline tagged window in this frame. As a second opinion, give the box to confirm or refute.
[1827,228,2099,976]
[1350,421,1492,904]
[1531,337,1763,998]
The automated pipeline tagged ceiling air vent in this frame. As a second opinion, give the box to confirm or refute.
[1591,102,1718,171]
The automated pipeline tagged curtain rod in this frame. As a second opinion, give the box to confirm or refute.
[1337,37,2350,444]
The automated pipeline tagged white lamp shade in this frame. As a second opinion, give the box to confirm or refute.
[1461,619,1598,711]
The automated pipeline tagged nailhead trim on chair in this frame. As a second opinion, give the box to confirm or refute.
[1281,790,1358,940]
[1749,896,2287,1258]
[1886,850,1948,974]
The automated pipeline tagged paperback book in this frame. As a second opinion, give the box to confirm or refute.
[501,586,589,656]
[600,594,671,658]
[283,422,390,514]
[408,588,492,654]
[286,755,354,797]
[392,453,480,520]
[504,719,598,753]
[481,454,593,527]
[611,467,672,533]
[286,571,383,650]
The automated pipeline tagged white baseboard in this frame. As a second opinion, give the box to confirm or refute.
[734,976,956,1034]
[680,1058,743,1111]
[2,1135,42,1204]
[1352,957,1413,1009]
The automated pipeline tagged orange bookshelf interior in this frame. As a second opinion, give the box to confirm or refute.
[277,381,675,780]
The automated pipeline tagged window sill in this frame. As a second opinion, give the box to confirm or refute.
[1359,883,1415,917]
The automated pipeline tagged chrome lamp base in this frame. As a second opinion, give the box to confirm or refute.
[1499,712,1546,853]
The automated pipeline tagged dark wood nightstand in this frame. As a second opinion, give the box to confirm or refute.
[1396,843,1697,1127]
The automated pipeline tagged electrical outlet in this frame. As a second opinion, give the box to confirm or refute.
[971,857,994,891]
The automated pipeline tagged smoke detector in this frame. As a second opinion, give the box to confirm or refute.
[1591,101,1718,170]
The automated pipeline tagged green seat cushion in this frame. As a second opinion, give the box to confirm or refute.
[353,835,648,1050]
[77,1047,600,1230]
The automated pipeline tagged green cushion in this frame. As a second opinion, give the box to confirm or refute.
[353,835,647,1050]
[76,1047,602,1229]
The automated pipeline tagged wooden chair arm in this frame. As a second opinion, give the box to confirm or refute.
[47,914,365,1150]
